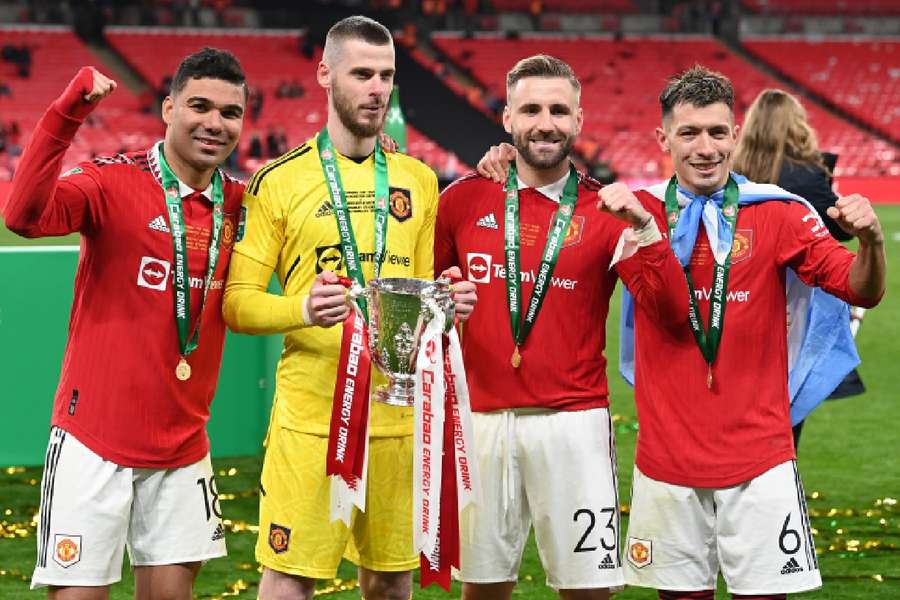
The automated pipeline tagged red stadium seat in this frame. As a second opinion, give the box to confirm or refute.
[745,38,900,142]
[431,34,894,178]
[741,0,900,16]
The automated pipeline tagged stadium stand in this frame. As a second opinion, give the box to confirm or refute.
[741,0,900,16]
[0,26,466,181]
[0,27,161,179]
[431,33,896,179]
[105,28,467,174]
[490,0,637,13]
[745,38,900,142]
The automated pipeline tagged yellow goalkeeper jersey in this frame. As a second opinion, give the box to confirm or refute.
[224,137,438,437]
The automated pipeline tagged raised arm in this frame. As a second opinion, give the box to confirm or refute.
[2,67,116,237]
[601,183,690,326]
[827,193,885,302]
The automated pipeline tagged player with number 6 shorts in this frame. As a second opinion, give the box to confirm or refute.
[436,55,688,600]
[618,67,885,599]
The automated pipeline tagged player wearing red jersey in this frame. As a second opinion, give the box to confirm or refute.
[616,67,884,600]
[435,55,688,600]
[1,49,247,598]
[474,65,884,600]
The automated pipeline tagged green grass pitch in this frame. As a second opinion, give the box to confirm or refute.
[1,207,898,598]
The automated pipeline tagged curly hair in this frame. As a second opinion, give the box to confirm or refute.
[659,65,734,122]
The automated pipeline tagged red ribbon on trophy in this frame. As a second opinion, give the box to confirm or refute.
[326,277,372,523]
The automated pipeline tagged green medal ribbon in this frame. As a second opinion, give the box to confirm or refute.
[504,162,579,367]
[156,142,224,370]
[664,175,739,387]
[317,129,389,322]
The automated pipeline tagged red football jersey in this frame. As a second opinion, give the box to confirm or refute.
[631,191,880,488]
[3,89,244,468]
[435,173,687,413]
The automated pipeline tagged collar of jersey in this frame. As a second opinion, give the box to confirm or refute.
[149,141,214,201]
[515,169,570,203]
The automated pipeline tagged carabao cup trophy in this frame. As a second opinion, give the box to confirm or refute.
[364,277,453,406]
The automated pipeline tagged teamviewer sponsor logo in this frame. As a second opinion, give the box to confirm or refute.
[137,256,171,291]
[466,253,492,283]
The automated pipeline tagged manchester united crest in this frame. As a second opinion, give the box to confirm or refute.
[559,214,586,248]
[222,216,235,247]
[388,187,412,222]
[53,534,82,568]
[627,537,652,568]
[730,229,753,264]
[269,523,291,554]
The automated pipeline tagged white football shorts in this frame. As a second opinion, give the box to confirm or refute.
[459,407,625,591]
[31,427,226,588]
[624,460,821,595]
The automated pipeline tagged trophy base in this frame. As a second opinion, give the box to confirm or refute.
[374,378,415,407]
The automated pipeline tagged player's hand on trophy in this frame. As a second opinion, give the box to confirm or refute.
[83,67,117,104]
[597,182,654,228]
[826,194,884,245]
[306,271,351,327]
[476,143,517,184]
[442,266,477,323]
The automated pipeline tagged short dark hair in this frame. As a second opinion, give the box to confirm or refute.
[659,65,733,121]
[170,47,247,99]
[506,54,580,98]
[323,16,392,65]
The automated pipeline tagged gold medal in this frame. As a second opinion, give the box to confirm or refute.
[511,346,522,369]
[176,358,192,381]
[706,365,713,389]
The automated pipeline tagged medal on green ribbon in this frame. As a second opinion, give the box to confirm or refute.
[317,129,389,322]
[664,175,739,388]
[504,162,579,368]
[156,142,224,381]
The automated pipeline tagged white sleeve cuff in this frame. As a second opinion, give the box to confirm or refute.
[301,294,311,326]
[633,216,663,247]
[609,218,663,269]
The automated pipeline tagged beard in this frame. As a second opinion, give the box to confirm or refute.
[512,127,574,170]
[332,81,385,139]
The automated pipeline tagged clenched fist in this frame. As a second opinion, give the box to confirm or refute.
[826,194,884,246]
[597,183,653,228]
[83,67,117,104]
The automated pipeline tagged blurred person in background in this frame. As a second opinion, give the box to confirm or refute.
[733,88,865,450]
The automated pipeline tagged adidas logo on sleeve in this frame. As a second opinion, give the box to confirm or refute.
[148,215,170,233]
[476,213,499,230]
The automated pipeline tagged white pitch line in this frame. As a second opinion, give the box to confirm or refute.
[0,245,80,253]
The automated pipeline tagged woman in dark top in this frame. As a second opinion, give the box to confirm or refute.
[733,89,863,450]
